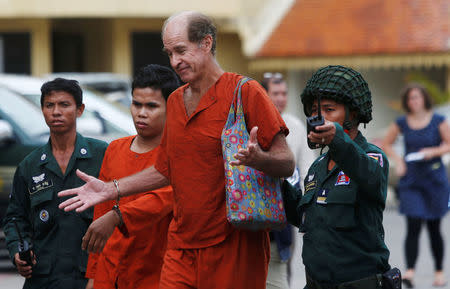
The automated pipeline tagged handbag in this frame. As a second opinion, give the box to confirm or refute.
[221,77,287,231]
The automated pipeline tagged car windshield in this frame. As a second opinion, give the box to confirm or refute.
[82,89,135,134]
[0,88,49,140]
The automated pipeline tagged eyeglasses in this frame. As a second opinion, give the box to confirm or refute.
[263,72,283,80]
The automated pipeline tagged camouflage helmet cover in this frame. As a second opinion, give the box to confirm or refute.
[300,65,372,124]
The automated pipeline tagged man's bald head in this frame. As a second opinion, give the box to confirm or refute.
[162,11,217,55]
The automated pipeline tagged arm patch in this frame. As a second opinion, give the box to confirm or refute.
[367,153,383,167]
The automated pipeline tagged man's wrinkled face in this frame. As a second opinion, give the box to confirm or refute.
[162,19,206,84]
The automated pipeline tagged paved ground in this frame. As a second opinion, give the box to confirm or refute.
[0,208,448,289]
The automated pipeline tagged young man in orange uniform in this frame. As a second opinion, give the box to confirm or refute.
[60,11,295,289]
[83,64,180,289]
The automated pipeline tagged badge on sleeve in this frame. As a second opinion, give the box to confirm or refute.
[335,171,350,186]
[367,153,383,167]
[316,189,329,204]
[305,180,317,193]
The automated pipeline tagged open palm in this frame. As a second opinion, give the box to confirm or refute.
[58,169,113,212]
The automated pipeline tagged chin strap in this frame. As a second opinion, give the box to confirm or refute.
[343,106,353,134]
[343,106,363,135]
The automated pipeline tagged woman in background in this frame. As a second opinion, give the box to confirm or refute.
[382,83,450,288]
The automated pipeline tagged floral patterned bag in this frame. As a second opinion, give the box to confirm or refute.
[221,77,287,231]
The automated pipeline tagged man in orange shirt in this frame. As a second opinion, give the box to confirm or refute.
[83,64,180,289]
[60,11,295,289]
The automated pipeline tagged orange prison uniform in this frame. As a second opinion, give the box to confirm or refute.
[85,136,173,289]
[154,72,288,289]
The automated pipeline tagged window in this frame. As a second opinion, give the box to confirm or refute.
[0,33,31,74]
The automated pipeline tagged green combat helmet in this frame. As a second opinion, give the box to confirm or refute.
[301,65,372,126]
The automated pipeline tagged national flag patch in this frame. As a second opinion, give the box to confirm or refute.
[335,171,350,186]
[367,153,383,167]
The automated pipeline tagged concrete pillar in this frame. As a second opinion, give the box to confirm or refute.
[31,19,51,76]
[111,20,132,76]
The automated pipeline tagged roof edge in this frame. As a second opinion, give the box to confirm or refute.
[249,53,450,71]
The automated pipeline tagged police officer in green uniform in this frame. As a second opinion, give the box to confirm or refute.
[283,66,398,289]
[3,78,107,289]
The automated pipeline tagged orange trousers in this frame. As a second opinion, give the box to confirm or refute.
[159,229,270,289]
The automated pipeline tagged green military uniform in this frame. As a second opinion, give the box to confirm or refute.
[283,124,391,288]
[3,133,107,289]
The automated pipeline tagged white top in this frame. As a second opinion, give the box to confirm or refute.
[282,113,317,191]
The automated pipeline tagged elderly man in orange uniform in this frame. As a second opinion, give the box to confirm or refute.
[83,64,179,289]
[59,11,295,289]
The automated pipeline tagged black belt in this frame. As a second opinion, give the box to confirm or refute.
[306,272,383,289]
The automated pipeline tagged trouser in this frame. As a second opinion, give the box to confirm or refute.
[159,229,270,289]
[266,241,290,289]
[305,273,383,289]
[23,272,87,289]
[405,216,444,270]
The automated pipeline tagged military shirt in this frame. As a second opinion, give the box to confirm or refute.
[283,123,391,284]
[3,133,107,289]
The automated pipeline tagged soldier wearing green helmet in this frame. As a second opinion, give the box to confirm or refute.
[283,65,401,289]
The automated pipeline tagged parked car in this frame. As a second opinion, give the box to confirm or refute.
[0,74,134,223]
[0,74,135,139]
[47,72,132,107]
[0,87,48,222]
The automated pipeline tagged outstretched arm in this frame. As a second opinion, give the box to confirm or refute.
[58,166,169,212]
[230,127,295,177]
[311,122,388,202]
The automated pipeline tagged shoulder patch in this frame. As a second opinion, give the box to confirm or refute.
[335,171,350,186]
[367,153,383,167]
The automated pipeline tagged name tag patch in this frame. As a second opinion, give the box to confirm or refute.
[29,179,53,195]
[317,189,329,204]
[335,171,350,186]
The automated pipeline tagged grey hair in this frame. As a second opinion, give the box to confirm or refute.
[162,11,217,55]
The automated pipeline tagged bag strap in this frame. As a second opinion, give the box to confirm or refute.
[230,77,250,119]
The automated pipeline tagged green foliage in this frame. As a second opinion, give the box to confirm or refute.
[405,72,450,105]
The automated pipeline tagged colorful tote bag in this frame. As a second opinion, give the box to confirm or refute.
[221,77,287,231]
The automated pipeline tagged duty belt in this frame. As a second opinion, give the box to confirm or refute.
[306,272,383,289]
